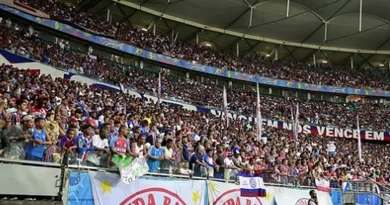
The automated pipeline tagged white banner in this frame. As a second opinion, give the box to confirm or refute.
[89,171,207,205]
[208,181,273,205]
[207,181,334,205]
[118,157,149,184]
[315,178,331,193]
[272,186,333,205]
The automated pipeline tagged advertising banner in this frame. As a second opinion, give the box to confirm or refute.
[89,171,207,205]
[208,181,273,205]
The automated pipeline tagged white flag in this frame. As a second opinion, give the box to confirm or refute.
[357,115,362,162]
[157,72,161,105]
[256,83,262,141]
[223,85,229,127]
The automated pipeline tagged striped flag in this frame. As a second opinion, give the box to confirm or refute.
[239,172,267,197]
[223,85,229,127]
[256,83,262,141]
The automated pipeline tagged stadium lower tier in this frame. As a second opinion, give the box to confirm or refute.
[0,23,390,132]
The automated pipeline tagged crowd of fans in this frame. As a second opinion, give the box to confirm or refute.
[15,0,390,91]
[0,60,389,188]
[1,23,389,131]
[0,29,389,189]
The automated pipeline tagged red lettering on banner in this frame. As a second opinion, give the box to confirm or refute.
[213,189,262,205]
[148,194,156,205]
[119,188,187,205]
[132,198,145,205]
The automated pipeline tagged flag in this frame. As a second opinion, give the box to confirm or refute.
[239,172,267,197]
[256,83,262,141]
[223,85,229,127]
[290,106,295,138]
[294,103,299,140]
[119,83,125,93]
[118,157,149,184]
[315,178,331,193]
[157,72,162,105]
[357,115,362,162]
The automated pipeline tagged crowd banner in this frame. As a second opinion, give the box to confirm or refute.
[89,171,207,205]
[315,178,331,193]
[2,4,390,97]
[118,157,149,184]
[208,181,273,205]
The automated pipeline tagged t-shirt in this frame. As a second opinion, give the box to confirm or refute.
[87,135,109,166]
[25,128,46,158]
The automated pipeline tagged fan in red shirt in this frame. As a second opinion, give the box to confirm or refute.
[29,94,49,118]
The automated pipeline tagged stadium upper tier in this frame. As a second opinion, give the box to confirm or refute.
[1,23,390,131]
[7,0,390,94]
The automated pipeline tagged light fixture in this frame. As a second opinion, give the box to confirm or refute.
[379,63,384,67]
[322,60,328,64]
[141,28,148,31]
[205,43,212,47]
[265,54,271,57]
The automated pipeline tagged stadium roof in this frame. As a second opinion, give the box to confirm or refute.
[85,0,390,67]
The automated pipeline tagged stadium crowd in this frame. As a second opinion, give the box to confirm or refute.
[1,24,389,132]
[0,27,390,189]
[16,0,390,91]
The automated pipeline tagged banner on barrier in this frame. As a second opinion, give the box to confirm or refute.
[315,178,331,193]
[117,157,149,184]
[89,171,207,205]
[272,186,333,205]
[208,181,273,205]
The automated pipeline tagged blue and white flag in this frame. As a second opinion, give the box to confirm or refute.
[239,172,267,197]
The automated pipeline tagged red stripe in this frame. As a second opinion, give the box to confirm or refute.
[241,192,262,197]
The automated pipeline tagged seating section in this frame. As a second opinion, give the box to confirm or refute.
[0,3,389,188]
[15,0,390,91]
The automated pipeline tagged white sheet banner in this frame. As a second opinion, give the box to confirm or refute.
[89,171,207,205]
[208,181,273,205]
[272,186,333,205]
[315,178,331,193]
[118,157,149,184]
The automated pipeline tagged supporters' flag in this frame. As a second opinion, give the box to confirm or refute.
[157,72,162,105]
[239,172,266,197]
[119,83,125,93]
[357,115,362,162]
[294,103,299,140]
[290,106,295,138]
[256,83,262,141]
[223,85,229,127]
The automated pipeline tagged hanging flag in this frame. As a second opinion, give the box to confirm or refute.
[294,103,299,140]
[157,72,162,105]
[239,172,267,197]
[357,115,362,162]
[119,83,125,93]
[256,83,262,141]
[290,106,295,139]
[223,85,229,127]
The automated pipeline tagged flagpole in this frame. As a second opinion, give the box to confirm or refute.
[357,115,362,162]
[256,83,262,141]
[295,102,299,140]
[290,106,294,139]
[223,85,229,128]
[157,71,161,106]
